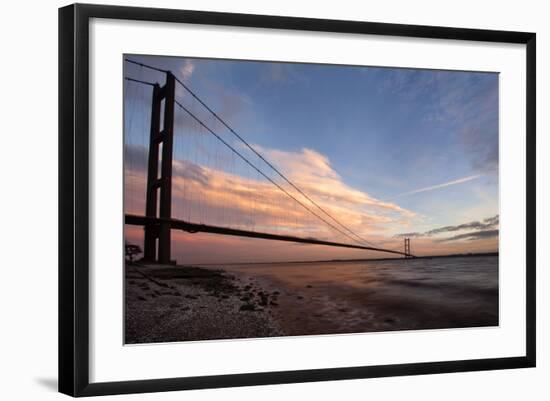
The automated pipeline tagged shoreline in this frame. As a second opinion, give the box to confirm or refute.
[126,256,498,344]
[125,263,346,344]
[195,252,499,267]
[125,263,284,344]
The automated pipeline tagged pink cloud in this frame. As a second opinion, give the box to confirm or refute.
[127,142,500,262]
[125,143,417,243]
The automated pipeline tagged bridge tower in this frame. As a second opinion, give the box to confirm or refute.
[143,72,176,264]
[404,237,412,258]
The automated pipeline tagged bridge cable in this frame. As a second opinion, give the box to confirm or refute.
[126,76,410,255]
[124,60,400,249]
[171,73,379,248]
[173,98,371,247]
[124,77,157,87]
[124,58,377,247]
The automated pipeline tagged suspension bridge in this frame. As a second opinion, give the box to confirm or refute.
[123,58,414,264]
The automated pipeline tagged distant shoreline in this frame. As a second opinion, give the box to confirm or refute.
[193,251,499,267]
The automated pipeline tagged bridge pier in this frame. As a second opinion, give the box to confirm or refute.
[143,72,175,264]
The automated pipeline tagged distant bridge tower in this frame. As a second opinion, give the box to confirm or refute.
[404,238,412,258]
[143,72,176,264]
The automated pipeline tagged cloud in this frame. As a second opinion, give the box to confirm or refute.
[461,124,499,173]
[396,214,499,243]
[124,144,148,173]
[483,215,499,226]
[186,80,251,128]
[426,214,499,236]
[393,174,482,199]
[260,63,302,85]
[395,232,423,238]
[436,229,499,242]
[125,143,417,244]
[374,68,499,174]
[255,145,416,219]
[443,77,499,174]
[180,60,195,80]
[170,59,251,131]
[124,142,498,261]
[375,68,437,100]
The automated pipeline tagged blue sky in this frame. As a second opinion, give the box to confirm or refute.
[124,54,499,261]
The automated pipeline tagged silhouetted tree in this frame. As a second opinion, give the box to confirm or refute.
[125,243,142,263]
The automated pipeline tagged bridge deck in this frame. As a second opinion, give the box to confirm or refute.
[125,214,413,257]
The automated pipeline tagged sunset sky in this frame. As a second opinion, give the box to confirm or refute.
[124,55,499,264]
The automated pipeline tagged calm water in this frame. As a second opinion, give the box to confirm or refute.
[221,256,499,335]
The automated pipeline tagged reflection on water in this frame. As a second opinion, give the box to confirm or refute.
[221,256,498,335]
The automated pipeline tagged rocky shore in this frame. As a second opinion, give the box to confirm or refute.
[125,263,284,344]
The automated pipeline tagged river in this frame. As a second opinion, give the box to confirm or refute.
[220,255,499,336]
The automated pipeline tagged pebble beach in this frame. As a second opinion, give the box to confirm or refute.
[125,264,284,344]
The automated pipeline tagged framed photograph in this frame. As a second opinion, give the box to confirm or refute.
[59,3,536,397]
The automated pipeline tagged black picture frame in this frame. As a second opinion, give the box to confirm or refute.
[59,3,536,397]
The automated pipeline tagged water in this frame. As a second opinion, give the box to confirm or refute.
[221,255,498,335]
